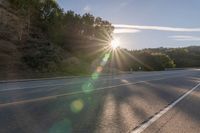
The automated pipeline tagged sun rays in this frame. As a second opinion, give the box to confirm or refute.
[110,38,120,50]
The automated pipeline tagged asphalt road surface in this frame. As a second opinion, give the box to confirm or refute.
[0,69,199,133]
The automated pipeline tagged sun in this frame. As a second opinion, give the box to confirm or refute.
[110,38,120,50]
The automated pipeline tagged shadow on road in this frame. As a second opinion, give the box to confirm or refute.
[0,75,199,133]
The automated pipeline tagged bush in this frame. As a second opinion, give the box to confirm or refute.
[21,41,62,72]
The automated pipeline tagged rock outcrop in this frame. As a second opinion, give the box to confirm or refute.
[0,0,52,79]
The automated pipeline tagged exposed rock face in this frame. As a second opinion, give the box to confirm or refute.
[0,0,9,7]
[0,1,51,79]
[0,1,21,79]
[0,0,19,40]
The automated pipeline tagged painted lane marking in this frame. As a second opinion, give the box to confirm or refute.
[0,76,183,108]
[0,70,186,83]
[0,72,189,92]
[131,82,200,133]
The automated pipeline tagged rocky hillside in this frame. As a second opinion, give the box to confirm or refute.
[0,1,22,79]
[0,1,58,79]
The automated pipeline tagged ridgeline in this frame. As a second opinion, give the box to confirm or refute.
[0,0,199,80]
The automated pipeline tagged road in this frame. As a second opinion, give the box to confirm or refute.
[0,69,199,133]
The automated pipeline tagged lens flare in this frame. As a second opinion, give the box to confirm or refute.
[70,99,84,113]
[49,119,72,133]
[110,38,120,50]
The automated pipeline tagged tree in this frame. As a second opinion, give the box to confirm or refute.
[9,0,114,72]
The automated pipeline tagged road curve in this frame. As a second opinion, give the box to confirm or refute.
[0,69,199,133]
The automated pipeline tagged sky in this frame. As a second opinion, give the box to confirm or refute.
[57,0,200,50]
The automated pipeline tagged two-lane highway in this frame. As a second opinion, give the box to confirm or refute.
[0,69,199,133]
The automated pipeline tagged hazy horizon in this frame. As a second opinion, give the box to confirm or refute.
[57,0,200,50]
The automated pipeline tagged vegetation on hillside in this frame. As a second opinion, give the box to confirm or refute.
[140,46,200,68]
[3,0,200,76]
[8,0,114,74]
[114,46,200,71]
[113,49,176,71]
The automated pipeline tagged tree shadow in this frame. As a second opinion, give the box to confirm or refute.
[1,75,199,133]
[143,76,200,123]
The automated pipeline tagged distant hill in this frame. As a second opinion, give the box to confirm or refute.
[109,46,200,71]
[141,46,200,68]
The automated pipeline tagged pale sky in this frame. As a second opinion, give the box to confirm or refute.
[57,0,200,50]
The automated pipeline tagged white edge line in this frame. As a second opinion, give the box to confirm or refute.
[131,82,200,133]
